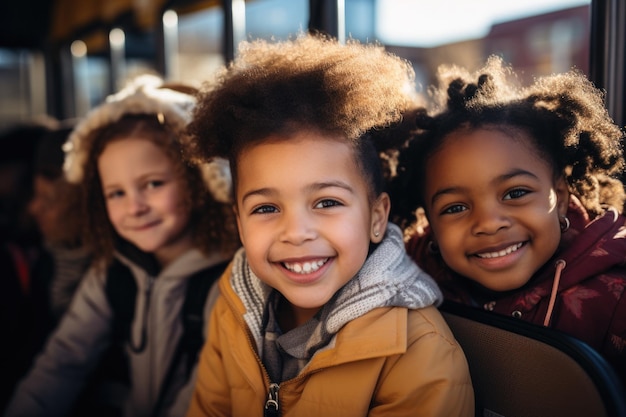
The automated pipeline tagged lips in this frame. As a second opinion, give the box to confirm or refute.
[129,219,161,231]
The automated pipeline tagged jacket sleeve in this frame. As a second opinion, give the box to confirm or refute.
[186,294,233,417]
[370,306,475,417]
[167,280,221,417]
[3,267,113,417]
[603,281,626,389]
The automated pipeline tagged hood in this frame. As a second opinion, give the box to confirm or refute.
[552,197,626,290]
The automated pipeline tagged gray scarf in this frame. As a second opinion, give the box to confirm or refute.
[230,223,443,380]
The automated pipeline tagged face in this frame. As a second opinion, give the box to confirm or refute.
[99,137,194,266]
[235,132,389,326]
[423,128,569,292]
[28,176,66,242]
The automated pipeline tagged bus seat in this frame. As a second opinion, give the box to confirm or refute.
[440,301,626,417]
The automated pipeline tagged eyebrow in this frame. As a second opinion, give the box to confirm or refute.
[241,180,355,204]
[430,168,539,206]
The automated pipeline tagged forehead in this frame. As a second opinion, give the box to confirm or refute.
[437,126,544,163]
[238,129,356,163]
[235,132,364,191]
[426,128,553,189]
[98,137,176,177]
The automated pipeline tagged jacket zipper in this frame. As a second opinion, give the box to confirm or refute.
[264,382,280,417]
[223,281,321,416]
[129,274,154,353]
[232,314,281,417]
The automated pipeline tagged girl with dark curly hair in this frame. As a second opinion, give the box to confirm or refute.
[184,34,474,417]
[389,56,626,384]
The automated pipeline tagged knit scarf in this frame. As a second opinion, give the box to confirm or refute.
[230,223,442,370]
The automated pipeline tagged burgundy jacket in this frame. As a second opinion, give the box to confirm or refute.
[407,197,626,385]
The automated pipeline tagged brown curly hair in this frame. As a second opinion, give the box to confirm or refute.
[32,125,85,247]
[81,114,239,267]
[184,33,421,200]
[389,56,626,232]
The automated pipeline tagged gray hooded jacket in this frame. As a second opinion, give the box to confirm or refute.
[5,248,225,417]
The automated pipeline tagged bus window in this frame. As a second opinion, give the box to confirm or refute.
[371,0,591,91]
[0,49,46,130]
[177,7,226,84]
[246,0,308,41]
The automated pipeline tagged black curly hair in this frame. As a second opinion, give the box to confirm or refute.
[184,33,421,202]
[388,56,626,233]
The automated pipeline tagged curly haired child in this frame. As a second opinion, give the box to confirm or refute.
[5,75,240,417]
[183,34,474,417]
[389,56,626,385]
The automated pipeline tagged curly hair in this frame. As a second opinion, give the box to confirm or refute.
[185,33,421,200]
[31,124,85,247]
[389,56,626,232]
[81,114,239,267]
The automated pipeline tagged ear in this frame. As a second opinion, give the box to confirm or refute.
[370,192,391,243]
[233,204,245,245]
[555,175,570,217]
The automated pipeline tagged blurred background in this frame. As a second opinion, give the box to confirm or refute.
[0,0,623,130]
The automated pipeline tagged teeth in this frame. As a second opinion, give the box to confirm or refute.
[284,259,328,274]
[477,243,523,259]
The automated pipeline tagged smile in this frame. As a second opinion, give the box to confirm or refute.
[475,243,523,259]
[130,220,161,231]
[283,258,329,274]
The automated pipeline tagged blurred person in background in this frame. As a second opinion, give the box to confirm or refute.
[26,120,94,355]
[0,119,57,411]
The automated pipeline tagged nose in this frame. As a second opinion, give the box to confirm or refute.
[27,196,42,217]
[278,208,316,245]
[470,202,511,236]
[126,192,149,216]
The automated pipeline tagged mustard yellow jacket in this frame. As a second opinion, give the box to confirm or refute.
[187,268,475,417]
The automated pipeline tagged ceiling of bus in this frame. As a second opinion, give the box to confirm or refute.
[0,0,224,50]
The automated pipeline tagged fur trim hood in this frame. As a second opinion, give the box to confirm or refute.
[62,74,232,203]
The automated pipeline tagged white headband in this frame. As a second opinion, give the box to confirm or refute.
[62,74,232,203]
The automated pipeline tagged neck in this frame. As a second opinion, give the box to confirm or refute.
[277,295,320,332]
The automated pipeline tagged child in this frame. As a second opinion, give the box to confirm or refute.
[4,75,240,417]
[389,56,626,384]
[27,122,93,337]
[183,34,474,417]
[0,120,58,412]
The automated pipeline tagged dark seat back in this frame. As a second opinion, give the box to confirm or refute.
[440,301,626,417]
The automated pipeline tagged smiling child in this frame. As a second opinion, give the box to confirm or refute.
[5,75,240,417]
[183,34,475,417]
[389,56,626,385]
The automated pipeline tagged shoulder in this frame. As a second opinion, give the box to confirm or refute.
[407,305,460,347]
[376,306,475,415]
[404,306,473,386]
[73,262,109,294]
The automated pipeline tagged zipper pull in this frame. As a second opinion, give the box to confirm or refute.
[264,383,280,417]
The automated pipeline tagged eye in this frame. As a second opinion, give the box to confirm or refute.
[314,199,342,209]
[146,179,165,190]
[503,188,530,200]
[442,204,467,215]
[251,205,278,215]
[105,189,124,200]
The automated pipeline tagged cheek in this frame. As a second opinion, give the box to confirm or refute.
[105,202,123,229]
[160,188,188,218]
[543,217,563,251]
[429,222,462,259]
[46,206,64,223]
[240,225,267,254]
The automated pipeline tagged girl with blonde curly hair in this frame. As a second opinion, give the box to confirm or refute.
[6,75,240,417]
